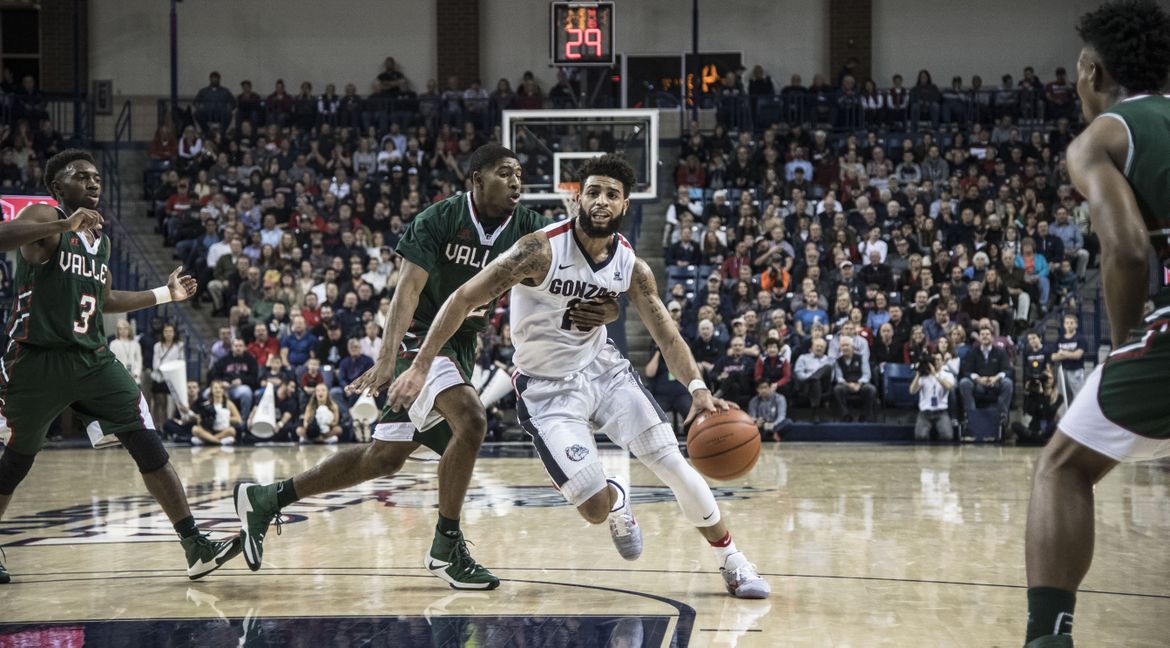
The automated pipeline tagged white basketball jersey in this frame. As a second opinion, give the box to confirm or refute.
[510,220,637,378]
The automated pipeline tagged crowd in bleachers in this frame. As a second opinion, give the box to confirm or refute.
[3,56,1100,445]
[133,61,586,445]
[651,63,1096,443]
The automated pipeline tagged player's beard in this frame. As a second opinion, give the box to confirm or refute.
[579,208,624,238]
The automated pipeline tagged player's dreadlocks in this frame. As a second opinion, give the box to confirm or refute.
[1077,0,1170,94]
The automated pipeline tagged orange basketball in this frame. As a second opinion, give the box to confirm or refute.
[686,408,761,481]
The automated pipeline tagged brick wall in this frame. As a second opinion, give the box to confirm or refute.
[828,0,871,83]
[38,0,87,94]
[435,0,480,87]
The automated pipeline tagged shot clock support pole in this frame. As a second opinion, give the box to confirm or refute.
[691,0,700,119]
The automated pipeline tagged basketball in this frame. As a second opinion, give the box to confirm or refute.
[686,409,762,481]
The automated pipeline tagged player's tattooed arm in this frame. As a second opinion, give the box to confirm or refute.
[627,258,701,385]
[385,232,551,410]
[419,232,551,369]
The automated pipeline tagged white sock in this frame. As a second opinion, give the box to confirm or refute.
[710,532,739,566]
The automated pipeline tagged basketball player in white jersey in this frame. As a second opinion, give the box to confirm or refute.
[388,155,770,599]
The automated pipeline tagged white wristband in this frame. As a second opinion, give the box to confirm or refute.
[152,286,172,305]
[687,379,708,395]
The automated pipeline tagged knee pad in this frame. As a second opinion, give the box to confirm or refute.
[0,448,36,495]
[634,431,721,528]
[559,460,607,508]
[115,430,171,474]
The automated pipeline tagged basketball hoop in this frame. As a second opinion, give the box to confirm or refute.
[557,181,579,219]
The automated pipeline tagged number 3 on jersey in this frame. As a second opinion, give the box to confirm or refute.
[73,294,97,334]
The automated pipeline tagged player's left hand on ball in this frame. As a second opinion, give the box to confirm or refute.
[386,365,426,412]
[168,265,198,301]
[568,297,618,330]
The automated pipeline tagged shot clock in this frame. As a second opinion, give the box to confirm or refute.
[550,1,615,66]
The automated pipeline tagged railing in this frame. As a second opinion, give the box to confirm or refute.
[701,86,1067,135]
[2,94,93,143]
[98,100,209,380]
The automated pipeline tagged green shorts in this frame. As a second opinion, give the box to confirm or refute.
[1060,304,1170,461]
[0,344,152,455]
[370,336,477,455]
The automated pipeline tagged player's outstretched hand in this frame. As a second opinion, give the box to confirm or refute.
[683,389,737,428]
[386,364,427,412]
[168,265,198,302]
[568,297,619,330]
[345,360,397,398]
[64,208,103,234]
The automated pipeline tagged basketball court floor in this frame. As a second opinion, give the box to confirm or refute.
[0,442,1165,646]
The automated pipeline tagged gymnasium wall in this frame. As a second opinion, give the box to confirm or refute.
[87,0,435,96]
[88,0,1170,100]
[869,0,1170,84]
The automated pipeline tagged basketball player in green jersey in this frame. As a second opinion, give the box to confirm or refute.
[1023,2,1170,646]
[234,144,617,589]
[0,149,242,584]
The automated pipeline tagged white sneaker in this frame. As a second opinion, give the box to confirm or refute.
[605,476,642,561]
[191,437,204,446]
[720,551,770,599]
[220,436,235,446]
[324,435,339,444]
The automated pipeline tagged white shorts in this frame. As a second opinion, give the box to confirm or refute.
[372,355,466,443]
[1059,363,1170,462]
[513,344,671,505]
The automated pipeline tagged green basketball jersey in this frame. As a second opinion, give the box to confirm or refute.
[7,208,110,351]
[394,192,549,348]
[1102,94,1170,263]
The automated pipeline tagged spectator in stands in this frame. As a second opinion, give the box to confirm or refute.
[110,319,142,385]
[793,289,829,340]
[958,325,1013,426]
[754,337,792,393]
[923,304,955,344]
[194,71,235,132]
[666,225,702,267]
[644,347,691,433]
[359,320,383,360]
[249,373,300,443]
[958,280,995,334]
[712,337,755,409]
[910,351,955,441]
[904,324,929,365]
[871,322,902,373]
[191,380,241,446]
[298,382,344,444]
[247,322,279,366]
[280,314,316,370]
[1050,206,1090,279]
[1000,247,1033,327]
[149,124,178,163]
[1043,66,1075,120]
[794,337,834,423]
[235,80,263,127]
[160,380,203,443]
[209,337,259,419]
[149,323,185,427]
[1019,331,1061,443]
[688,317,725,382]
[858,252,895,292]
[1051,313,1086,398]
[832,337,877,422]
[1016,237,1050,313]
[749,380,790,442]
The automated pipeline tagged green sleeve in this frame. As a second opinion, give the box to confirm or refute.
[519,206,553,233]
[395,205,446,272]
